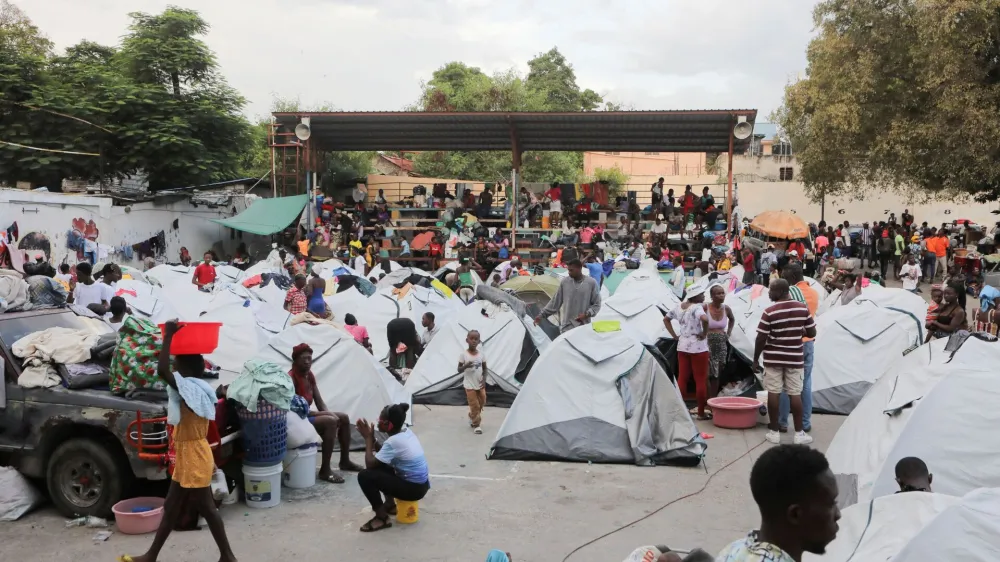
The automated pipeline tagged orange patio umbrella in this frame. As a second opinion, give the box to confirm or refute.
[749,210,810,240]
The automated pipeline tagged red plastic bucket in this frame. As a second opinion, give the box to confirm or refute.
[159,322,222,355]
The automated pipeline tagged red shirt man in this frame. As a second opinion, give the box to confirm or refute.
[192,252,216,287]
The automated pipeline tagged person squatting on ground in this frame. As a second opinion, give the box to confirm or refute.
[118,321,238,562]
[458,329,488,434]
[288,343,363,483]
[664,285,711,420]
[753,279,816,445]
[716,444,840,562]
[355,403,430,533]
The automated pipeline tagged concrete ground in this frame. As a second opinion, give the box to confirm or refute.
[0,406,844,562]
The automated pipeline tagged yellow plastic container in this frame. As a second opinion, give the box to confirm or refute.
[395,499,419,524]
[541,215,551,229]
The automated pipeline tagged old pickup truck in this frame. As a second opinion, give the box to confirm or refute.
[0,308,170,517]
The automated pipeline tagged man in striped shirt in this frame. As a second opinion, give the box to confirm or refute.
[753,279,817,445]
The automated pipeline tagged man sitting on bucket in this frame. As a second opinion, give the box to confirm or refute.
[288,343,363,483]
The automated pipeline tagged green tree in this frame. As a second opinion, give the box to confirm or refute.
[774,0,1000,202]
[577,164,630,197]
[120,7,214,97]
[526,47,602,111]
[412,53,607,182]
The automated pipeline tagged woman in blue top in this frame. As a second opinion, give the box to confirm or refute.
[355,403,430,532]
[306,277,327,317]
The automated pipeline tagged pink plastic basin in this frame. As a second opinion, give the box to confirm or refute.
[707,397,763,429]
[112,497,165,534]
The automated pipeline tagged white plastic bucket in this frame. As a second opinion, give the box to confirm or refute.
[243,462,281,508]
[282,445,317,489]
[756,390,769,425]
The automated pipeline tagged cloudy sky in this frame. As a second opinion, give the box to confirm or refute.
[18,0,818,121]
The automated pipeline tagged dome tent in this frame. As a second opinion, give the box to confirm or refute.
[404,301,551,407]
[249,322,410,448]
[810,298,925,415]
[826,335,1000,508]
[805,488,1000,562]
[593,270,680,344]
[488,324,706,466]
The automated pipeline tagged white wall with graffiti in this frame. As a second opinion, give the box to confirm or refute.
[0,189,262,269]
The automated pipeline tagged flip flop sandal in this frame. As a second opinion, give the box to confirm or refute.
[117,557,135,562]
[696,413,713,421]
[360,515,393,533]
[319,473,345,484]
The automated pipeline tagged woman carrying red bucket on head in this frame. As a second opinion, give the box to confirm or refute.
[119,320,237,562]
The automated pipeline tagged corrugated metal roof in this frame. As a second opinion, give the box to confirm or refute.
[273,110,758,153]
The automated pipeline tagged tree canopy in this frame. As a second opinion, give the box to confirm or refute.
[412,48,606,183]
[0,3,251,190]
[774,0,1000,202]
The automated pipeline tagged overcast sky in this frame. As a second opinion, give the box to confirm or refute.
[19,0,818,121]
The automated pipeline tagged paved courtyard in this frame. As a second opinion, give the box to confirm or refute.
[0,406,843,562]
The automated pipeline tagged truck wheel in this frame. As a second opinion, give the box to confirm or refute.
[46,438,130,518]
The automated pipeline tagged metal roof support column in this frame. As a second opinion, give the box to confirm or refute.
[510,120,522,251]
[726,124,735,235]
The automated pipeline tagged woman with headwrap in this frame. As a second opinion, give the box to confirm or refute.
[288,343,363,483]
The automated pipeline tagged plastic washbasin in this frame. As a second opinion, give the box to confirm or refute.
[707,397,763,429]
[158,322,222,354]
[112,497,165,534]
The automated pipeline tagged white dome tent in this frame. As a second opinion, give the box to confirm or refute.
[810,299,925,415]
[375,267,432,289]
[199,302,274,375]
[818,283,926,320]
[250,323,410,447]
[113,279,179,325]
[806,488,1000,562]
[404,301,551,407]
[724,286,773,362]
[890,488,1000,562]
[593,270,680,344]
[325,287,400,362]
[488,324,706,466]
[826,336,1000,508]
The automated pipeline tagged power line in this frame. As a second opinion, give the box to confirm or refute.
[0,140,100,156]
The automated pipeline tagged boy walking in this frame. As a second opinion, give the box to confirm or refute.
[457,330,488,434]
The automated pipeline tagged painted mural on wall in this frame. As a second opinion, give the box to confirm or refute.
[65,217,101,264]
[17,232,51,261]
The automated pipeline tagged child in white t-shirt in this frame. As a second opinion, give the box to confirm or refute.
[457,330,488,434]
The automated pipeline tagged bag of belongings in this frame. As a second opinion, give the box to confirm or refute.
[109,317,167,394]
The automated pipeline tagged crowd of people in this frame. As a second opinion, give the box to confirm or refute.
[92,188,997,562]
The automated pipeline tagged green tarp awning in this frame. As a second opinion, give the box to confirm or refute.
[211,194,308,235]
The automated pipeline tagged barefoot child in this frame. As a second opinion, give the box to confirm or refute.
[457,330,487,434]
[119,320,237,562]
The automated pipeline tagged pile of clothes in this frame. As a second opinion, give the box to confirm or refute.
[11,327,102,388]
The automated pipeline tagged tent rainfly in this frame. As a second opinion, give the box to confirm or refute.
[805,488,1000,562]
[404,301,551,407]
[251,322,410,448]
[826,336,1000,508]
[810,299,925,415]
[488,324,706,466]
